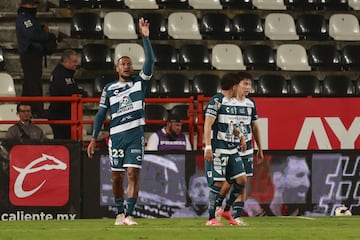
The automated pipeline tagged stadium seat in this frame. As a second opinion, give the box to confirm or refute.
[232,13,265,40]
[146,77,159,98]
[290,74,320,96]
[318,0,349,10]
[349,0,360,9]
[81,43,113,70]
[144,104,168,132]
[276,44,311,71]
[152,44,179,70]
[103,12,137,39]
[283,0,318,10]
[93,73,118,97]
[354,78,360,95]
[341,44,360,70]
[138,12,168,40]
[71,12,103,39]
[322,75,354,96]
[199,13,233,40]
[257,74,288,96]
[93,0,126,8]
[296,14,329,40]
[0,72,16,96]
[114,43,145,70]
[158,73,191,98]
[308,44,342,71]
[192,73,220,97]
[124,0,158,8]
[211,44,246,70]
[168,12,202,40]
[220,0,253,9]
[178,44,211,70]
[264,13,299,40]
[156,0,190,9]
[0,103,18,131]
[243,44,277,70]
[189,0,222,9]
[329,14,360,41]
[252,0,287,10]
[0,46,4,70]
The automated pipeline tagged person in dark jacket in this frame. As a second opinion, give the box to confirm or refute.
[48,49,88,139]
[16,0,49,116]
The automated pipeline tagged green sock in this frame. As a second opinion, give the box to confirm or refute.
[114,197,124,215]
[232,201,245,218]
[208,185,221,220]
[125,197,137,217]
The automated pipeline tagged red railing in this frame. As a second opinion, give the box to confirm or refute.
[0,96,198,148]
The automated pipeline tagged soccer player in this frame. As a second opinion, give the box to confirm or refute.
[87,17,155,226]
[204,73,246,226]
[216,71,264,225]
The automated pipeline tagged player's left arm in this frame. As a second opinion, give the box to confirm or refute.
[139,17,155,79]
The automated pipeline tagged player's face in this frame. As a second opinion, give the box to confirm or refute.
[116,57,134,79]
[283,158,310,203]
[237,79,252,97]
[189,176,208,205]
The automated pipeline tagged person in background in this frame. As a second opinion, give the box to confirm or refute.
[146,113,192,151]
[16,0,49,117]
[87,17,155,226]
[47,49,88,139]
[5,102,45,141]
[172,172,209,218]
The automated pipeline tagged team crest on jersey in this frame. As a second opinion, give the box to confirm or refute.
[214,98,221,109]
[247,107,252,116]
[118,96,134,112]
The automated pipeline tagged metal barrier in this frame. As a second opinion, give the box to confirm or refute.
[0,96,197,148]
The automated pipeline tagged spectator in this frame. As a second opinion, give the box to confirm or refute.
[146,114,192,151]
[47,49,88,139]
[16,0,49,116]
[5,102,45,141]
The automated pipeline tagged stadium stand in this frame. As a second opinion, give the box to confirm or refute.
[178,44,211,70]
[296,14,329,40]
[138,12,168,40]
[152,44,179,70]
[243,44,277,70]
[114,43,145,70]
[308,44,342,71]
[0,103,18,131]
[192,73,220,98]
[329,13,360,41]
[158,73,191,98]
[257,74,288,96]
[322,75,354,97]
[289,74,320,96]
[341,44,360,70]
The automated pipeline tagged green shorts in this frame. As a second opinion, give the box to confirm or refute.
[108,127,145,171]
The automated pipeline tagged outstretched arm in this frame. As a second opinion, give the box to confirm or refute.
[139,17,155,77]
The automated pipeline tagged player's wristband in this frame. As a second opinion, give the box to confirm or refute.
[204,145,212,151]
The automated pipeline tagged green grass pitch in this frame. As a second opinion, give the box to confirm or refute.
[1,216,359,240]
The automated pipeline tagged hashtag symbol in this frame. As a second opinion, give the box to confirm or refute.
[319,155,360,215]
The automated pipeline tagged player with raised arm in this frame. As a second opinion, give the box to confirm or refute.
[87,17,155,226]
